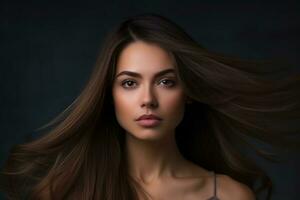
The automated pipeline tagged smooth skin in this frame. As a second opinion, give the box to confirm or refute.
[112,40,255,200]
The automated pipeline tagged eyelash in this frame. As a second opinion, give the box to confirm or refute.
[121,79,176,89]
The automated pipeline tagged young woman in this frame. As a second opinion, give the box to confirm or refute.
[1,13,299,200]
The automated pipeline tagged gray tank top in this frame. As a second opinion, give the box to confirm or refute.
[207,171,219,200]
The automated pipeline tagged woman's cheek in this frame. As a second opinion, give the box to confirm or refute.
[114,92,133,115]
[161,91,186,125]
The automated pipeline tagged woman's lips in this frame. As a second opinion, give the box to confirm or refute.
[136,119,161,127]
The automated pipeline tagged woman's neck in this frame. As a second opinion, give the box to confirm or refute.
[125,131,187,185]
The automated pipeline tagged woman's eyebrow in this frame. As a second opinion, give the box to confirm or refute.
[115,68,175,79]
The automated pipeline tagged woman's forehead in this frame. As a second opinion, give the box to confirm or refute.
[116,41,176,74]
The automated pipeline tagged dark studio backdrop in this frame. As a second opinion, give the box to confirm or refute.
[0,1,299,200]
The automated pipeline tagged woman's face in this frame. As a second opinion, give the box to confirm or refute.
[112,41,187,141]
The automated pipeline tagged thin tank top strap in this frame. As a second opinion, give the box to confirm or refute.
[207,171,220,200]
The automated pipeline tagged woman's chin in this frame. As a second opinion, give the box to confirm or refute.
[126,129,171,142]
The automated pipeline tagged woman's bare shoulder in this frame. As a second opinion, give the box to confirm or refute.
[178,162,255,200]
[216,174,256,200]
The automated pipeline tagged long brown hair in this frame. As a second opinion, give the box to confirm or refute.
[1,13,299,200]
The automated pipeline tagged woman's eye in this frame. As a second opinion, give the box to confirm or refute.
[121,80,137,88]
[121,79,176,89]
[160,79,176,87]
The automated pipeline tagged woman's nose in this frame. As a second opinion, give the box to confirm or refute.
[140,85,158,109]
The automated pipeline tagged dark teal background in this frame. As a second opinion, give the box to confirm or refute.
[1,1,299,199]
